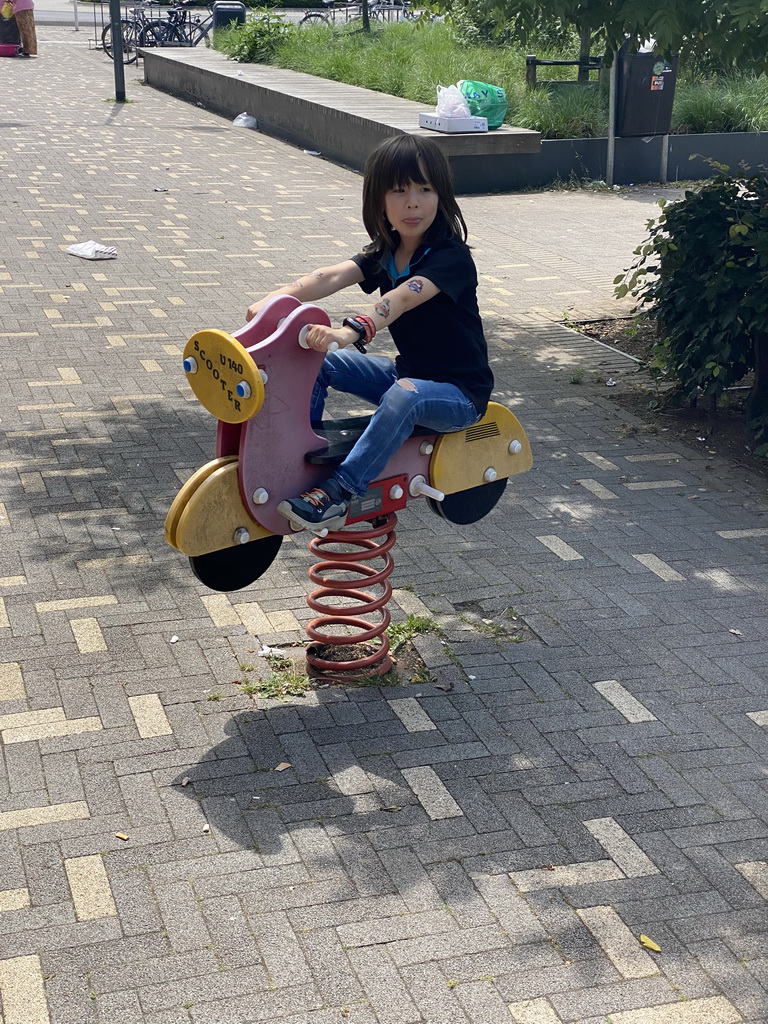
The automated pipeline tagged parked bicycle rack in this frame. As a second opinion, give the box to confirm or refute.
[165,296,533,679]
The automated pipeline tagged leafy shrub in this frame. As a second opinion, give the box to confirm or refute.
[618,165,768,442]
[217,8,290,62]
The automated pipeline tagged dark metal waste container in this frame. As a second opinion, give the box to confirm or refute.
[212,1,246,30]
[616,47,678,137]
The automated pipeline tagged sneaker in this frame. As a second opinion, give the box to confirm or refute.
[277,478,349,533]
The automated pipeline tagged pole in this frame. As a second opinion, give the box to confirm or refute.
[660,133,669,185]
[606,54,617,187]
[108,0,126,101]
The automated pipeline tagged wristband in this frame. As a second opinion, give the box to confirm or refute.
[342,315,376,353]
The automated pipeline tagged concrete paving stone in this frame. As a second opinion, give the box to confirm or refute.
[241,876,361,916]
[690,938,768,1019]
[298,926,367,1005]
[551,976,688,1020]
[174,982,325,1024]
[384,922,510,969]
[191,862,309,902]
[344,945,422,1024]
[23,841,72,907]
[250,910,314,986]
[260,1010,380,1024]
[398,961,470,1023]
[4,740,46,794]
[107,867,164,936]
[94,990,147,1024]
[1,916,124,962]
[156,879,214,953]
[685,847,768,910]
[495,959,622,1004]
[330,833,397,897]
[455,977,518,1023]
[202,894,262,970]
[373,846,444,913]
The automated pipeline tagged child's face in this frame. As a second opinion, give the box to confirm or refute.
[384,180,438,245]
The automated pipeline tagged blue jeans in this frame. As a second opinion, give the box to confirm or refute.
[310,350,480,497]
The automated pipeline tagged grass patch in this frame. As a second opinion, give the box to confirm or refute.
[220,17,768,139]
[387,613,440,654]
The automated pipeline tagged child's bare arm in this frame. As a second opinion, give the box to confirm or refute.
[303,276,440,352]
[245,260,365,321]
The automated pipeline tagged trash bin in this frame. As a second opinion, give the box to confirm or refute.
[212,1,246,30]
[616,46,678,137]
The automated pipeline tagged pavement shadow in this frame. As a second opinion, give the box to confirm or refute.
[3,394,215,590]
[168,704,433,862]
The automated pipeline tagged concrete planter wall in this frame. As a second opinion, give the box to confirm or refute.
[495,132,768,191]
[142,49,768,194]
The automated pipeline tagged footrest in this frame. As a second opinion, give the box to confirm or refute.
[306,416,435,465]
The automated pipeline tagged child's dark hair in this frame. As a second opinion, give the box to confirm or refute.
[361,135,468,260]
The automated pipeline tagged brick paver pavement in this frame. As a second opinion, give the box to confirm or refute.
[1,28,768,1024]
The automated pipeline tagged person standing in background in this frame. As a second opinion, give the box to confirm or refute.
[10,0,37,56]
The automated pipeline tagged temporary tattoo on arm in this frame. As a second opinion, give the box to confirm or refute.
[407,278,424,293]
[312,272,325,279]
[374,299,391,319]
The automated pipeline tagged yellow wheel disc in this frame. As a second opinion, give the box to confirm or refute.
[182,329,264,424]
[175,460,273,557]
[164,457,237,550]
[429,402,533,495]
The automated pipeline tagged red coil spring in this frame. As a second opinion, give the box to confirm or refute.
[305,513,397,681]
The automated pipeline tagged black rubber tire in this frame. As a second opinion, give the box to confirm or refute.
[427,478,508,525]
[189,534,284,593]
[298,11,331,25]
[138,20,186,47]
[102,19,139,64]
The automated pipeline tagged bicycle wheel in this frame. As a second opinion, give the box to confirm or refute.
[139,20,185,48]
[298,11,331,25]
[102,19,139,64]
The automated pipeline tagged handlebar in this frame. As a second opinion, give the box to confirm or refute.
[298,325,338,352]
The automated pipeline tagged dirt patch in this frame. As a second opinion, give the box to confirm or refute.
[572,317,767,477]
[306,640,432,687]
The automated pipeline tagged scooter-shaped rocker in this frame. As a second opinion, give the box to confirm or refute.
[165,295,533,595]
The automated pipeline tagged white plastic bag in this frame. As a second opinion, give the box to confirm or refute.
[435,84,471,118]
[232,112,257,128]
[67,241,117,261]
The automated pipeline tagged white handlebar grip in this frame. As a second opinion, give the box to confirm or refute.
[298,325,338,352]
[409,475,445,502]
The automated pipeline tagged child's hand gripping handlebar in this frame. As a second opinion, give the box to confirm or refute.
[298,325,339,353]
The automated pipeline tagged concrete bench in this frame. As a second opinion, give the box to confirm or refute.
[141,47,541,194]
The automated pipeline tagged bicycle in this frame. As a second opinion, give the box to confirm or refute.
[298,0,380,28]
[103,0,214,62]
[102,0,163,64]
[298,0,425,27]
[160,0,215,46]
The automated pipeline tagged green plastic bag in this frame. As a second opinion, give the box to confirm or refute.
[458,80,508,130]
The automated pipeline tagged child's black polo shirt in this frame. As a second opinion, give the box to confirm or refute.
[351,238,494,417]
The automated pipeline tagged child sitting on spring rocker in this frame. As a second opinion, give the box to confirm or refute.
[244,134,494,534]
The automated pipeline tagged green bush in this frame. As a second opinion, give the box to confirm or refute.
[217,7,291,61]
[618,166,768,446]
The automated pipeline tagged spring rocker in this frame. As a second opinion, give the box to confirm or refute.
[165,295,533,677]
